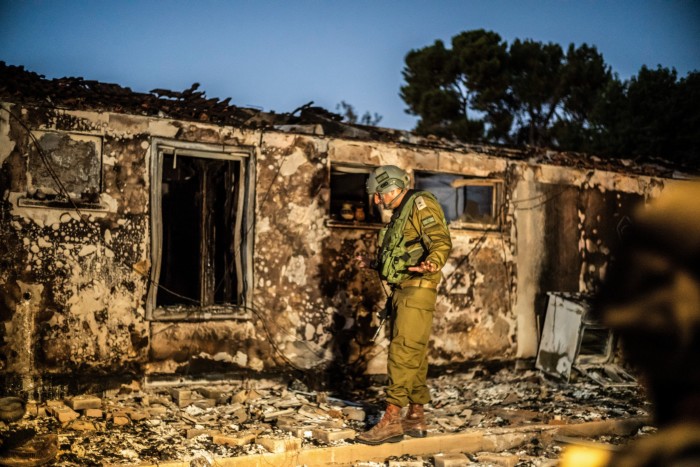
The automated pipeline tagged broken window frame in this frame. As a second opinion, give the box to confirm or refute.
[413,171,503,230]
[18,130,107,211]
[326,163,386,229]
[146,138,256,321]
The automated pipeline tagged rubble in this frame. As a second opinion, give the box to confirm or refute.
[0,363,653,465]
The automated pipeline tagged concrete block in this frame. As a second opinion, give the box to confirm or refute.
[125,408,148,421]
[257,436,302,453]
[47,405,79,424]
[170,388,194,407]
[197,387,227,401]
[477,452,519,467]
[433,452,470,467]
[192,398,217,409]
[311,428,356,443]
[212,432,256,447]
[276,417,314,439]
[263,408,295,421]
[66,395,102,411]
[84,408,103,418]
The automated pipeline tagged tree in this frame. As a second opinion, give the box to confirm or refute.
[588,67,700,167]
[400,29,698,168]
[335,101,383,126]
[400,30,507,141]
[400,31,612,148]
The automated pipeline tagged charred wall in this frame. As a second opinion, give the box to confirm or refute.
[0,101,676,395]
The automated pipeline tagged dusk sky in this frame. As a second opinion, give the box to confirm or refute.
[1,0,698,130]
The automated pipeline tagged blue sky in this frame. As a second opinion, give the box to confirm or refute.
[1,0,698,130]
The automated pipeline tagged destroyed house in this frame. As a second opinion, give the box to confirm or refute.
[0,63,693,396]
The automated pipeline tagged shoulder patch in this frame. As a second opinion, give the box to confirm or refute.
[415,196,427,210]
[421,215,436,227]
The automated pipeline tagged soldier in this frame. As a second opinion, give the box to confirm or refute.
[355,165,452,445]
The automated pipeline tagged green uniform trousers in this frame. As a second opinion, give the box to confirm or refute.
[386,286,436,407]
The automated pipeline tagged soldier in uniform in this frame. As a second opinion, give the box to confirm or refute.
[355,165,452,445]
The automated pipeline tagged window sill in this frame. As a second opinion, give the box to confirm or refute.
[17,196,108,211]
[325,219,384,230]
[151,305,252,321]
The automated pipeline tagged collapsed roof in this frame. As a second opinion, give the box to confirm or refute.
[0,61,689,177]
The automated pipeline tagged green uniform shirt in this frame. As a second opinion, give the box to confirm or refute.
[387,190,452,284]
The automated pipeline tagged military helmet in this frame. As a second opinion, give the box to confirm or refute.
[366,165,410,195]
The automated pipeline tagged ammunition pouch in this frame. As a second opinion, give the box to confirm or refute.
[376,192,429,285]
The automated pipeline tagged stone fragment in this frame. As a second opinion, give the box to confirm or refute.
[197,387,226,400]
[25,401,39,417]
[298,404,330,420]
[192,398,217,409]
[257,435,302,453]
[112,415,130,426]
[170,389,194,407]
[212,432,256,447]
[147,406,168,416]
[67,420,96,431]
[84,408,103,418]
[125,408,148,421]
[46,404,79,424]
[66,395,102,411]
[311,427,356,443]
[263,408,295,421]
[433,452,470,467]
[342,407,366,422]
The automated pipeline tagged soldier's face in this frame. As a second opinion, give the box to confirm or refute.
[377,188,403,208]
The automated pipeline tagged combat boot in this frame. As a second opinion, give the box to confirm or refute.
[356,403,404,445]
[402,403,427,437]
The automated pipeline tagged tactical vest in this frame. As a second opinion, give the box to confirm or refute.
[377,191,435,284]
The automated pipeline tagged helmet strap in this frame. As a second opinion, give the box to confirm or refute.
[382,187,407,210]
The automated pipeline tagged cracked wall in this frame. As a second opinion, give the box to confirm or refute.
[0,101,678,395]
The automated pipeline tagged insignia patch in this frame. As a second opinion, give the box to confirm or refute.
[421,216,436,226]
[415,196,427,210]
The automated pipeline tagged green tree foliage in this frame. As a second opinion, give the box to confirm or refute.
[401,29,699,168]
[589,66,700,167]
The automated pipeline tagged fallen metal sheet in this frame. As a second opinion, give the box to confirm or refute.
[536,293,614,381]
[577,364,637,388]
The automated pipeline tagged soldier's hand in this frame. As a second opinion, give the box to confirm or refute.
[408,260,438,273]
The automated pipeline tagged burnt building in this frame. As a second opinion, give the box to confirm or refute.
[0,62,693,397]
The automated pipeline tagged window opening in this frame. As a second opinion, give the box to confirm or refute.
[414,171,501,229]
[148,140,254,320]
[329,165,384,226]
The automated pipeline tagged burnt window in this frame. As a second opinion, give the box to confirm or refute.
[19,131,104,210]
[148,140,255,321]
[414,171,502,229]
[328,164,384,226]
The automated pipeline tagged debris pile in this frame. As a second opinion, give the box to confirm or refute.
[0,363,652,465]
